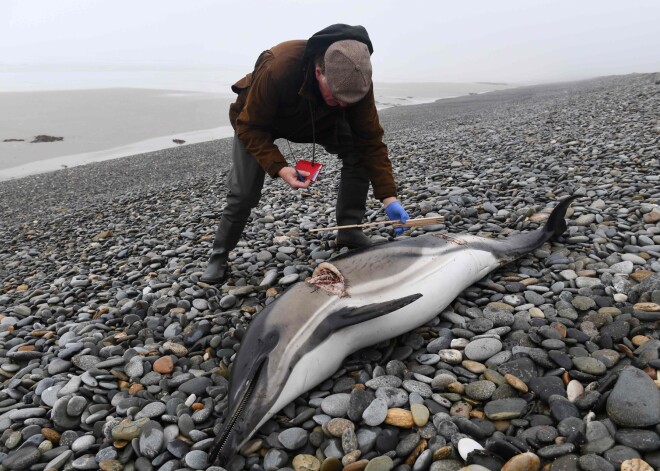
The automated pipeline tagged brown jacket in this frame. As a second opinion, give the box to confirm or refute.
[229,39,397,201]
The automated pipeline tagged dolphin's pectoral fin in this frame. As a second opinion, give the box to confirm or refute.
[320,293,423,334]
[226,330,279,404]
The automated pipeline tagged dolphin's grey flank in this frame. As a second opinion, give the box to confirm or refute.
[209,195,577,465]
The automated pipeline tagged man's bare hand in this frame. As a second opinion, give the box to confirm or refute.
[278,167,311,189]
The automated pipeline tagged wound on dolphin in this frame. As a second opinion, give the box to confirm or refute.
[306,262,347,296]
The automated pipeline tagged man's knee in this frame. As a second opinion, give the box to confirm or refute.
[339,147,364,169]
[224,192,259,222]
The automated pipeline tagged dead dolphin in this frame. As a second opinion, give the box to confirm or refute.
[209,196,577,465]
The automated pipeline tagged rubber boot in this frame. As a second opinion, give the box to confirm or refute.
[335,154,372,249]
[200,218,246,284]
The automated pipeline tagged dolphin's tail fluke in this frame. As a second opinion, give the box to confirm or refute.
[489,195,578,262]
[543,195,579,241]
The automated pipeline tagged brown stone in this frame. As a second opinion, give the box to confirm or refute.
[501,451,541,471]
[292,454,321,471]
[520,278,539,286]
[41,428,61,443]
[447,381,464,394]
[128,384,144,395]
[266,287,279,298]
[242,305,258,314]
[162,341,188,356]
[18,345,35,351]
[501,276,522,282]
[462,360,486,374]
[634,302,660,312]
[153,356,174,374]
[111,370,129,381]
[632,335,651,347]
[505,374,528,393]
[16,284,29,291]
[93,230,113,240]
[643,210,660,224]
[529,307,545,318]
[191,402,204,411]
[340,459,368,471]
[631,270,654,281]
[404,438,427,467]
[99,461,124,471]
[324,418,354,437]
[384,408,414,428]
[487,301,514,312]
[432,445,452,460]
[214,362,229,378]
[528,212,549,223]
[617,343,634,358]
[239,438,263,456]
[553,323,567,338]
[643,367,657,380]
[31,331,52,338]
[621,458,654,471]
[493,420,511,432]
[342,450,362,467]
[111,417,149,441]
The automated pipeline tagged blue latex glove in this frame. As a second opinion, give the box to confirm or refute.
[385,201,410,236]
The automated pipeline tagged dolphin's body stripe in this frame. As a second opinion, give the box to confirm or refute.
[209,196,577,464]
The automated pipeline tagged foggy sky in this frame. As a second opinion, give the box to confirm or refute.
[2,0,659,84]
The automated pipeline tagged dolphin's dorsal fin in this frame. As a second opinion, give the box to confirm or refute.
[318,293,423,334]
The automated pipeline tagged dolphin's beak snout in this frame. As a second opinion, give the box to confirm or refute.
[209,360,270,466]
[209,398,248,466]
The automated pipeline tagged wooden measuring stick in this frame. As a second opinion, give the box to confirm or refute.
[308,216,444,233]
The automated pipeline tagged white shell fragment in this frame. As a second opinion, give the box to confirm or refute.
[457,437,485,460]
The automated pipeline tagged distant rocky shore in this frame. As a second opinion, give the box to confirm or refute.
[3,134,64,143]
[0,74,659,471]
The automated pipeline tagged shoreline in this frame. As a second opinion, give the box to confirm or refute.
[0,125,235,181]
[0,82,515,181]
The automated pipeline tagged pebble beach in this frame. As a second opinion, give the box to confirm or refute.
[0,73,659,471]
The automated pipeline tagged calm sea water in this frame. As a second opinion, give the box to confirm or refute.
[0,66,513,179]
[0,65,512,102]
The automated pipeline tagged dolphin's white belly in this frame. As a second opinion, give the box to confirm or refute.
[266,247,499,420]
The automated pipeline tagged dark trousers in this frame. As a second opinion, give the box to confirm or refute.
[222,134,267,226]
[221,130,369,229]
[207,126,370,264]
